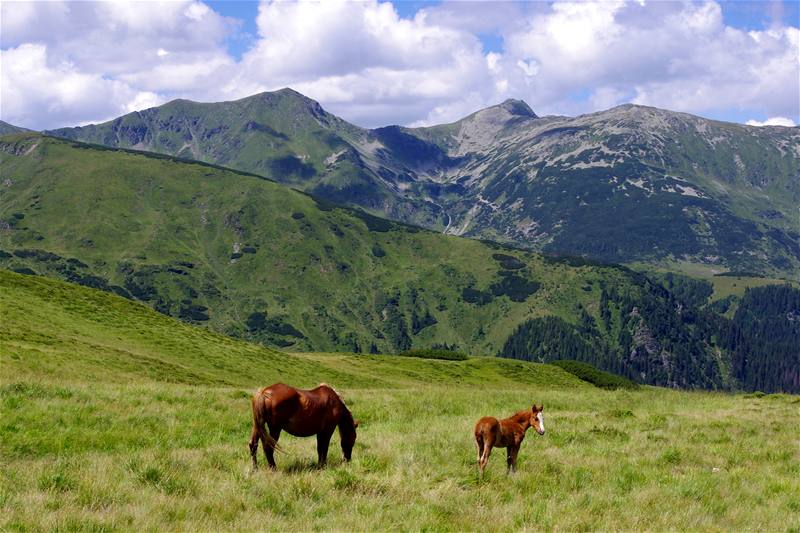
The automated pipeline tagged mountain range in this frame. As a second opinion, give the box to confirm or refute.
[44,88,800,275]
[1,132,798,392]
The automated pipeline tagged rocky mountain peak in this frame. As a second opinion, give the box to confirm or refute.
[497,99,537,118]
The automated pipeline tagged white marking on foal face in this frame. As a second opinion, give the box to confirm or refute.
[536,412,545,435]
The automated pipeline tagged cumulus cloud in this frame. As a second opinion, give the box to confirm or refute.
[0,0,235,129]
[1,0,798,130]
[0,43,164,129]
[230,0,494,126]
[746,117,797,127]
[497,1,800,119]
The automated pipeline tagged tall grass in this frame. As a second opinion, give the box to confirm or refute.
[2,381,798,531]
[1,271,799,531]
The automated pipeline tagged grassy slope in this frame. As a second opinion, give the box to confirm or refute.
[0,133,646,357]
[2,271,799,531]
[630,259,799,301]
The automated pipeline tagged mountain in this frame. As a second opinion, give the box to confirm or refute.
[46,89,446,229]
[0,120,30,135]
[47,90,800,275]
[8,132,796,390]
[411,103,800,275]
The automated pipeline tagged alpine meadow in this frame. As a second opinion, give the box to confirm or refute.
[2,1,800,531]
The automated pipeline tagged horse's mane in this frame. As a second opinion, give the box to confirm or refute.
[509,409,531,422]
[319,382,346,406]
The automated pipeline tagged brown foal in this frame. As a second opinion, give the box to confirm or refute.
[474,404,544,475]
[249,383,358,470]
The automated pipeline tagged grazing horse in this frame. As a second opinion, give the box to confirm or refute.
[474,404,544,475]
[249,383,358,470]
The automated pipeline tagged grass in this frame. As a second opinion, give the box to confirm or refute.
[2,271,799,531]
[630,259,798,301]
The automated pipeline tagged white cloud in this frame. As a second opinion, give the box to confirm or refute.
[0,0,236,128]
[0,43,163,129]
[746,117,797,127]
[496,1,800,120]
[231,0,496,126]
[0,0,798,130]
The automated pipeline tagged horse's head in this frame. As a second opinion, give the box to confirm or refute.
[340,417,359,461]
[530,404,545,435]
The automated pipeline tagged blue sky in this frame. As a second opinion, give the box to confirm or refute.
[2,1,798,130]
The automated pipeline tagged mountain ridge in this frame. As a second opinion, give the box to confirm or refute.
[44,88,800,275]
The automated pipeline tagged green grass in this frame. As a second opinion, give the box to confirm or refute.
[2,271,799,531]
[630,259,798,301]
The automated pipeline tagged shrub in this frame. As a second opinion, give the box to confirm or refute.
[398,349,468,361]
[491,253,525,270]
[489,274,540,302]
[550,360,639,390]
[461,287,493,305]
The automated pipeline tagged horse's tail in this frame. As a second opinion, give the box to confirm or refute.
[251,389,286,454]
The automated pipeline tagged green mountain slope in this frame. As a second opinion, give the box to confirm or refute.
[46,89,445,228]
[47,90,800,275]
[0,133,747,389]
[1,269,582,389]
[0,120,30,135]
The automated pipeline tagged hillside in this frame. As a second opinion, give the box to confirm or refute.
[1,270,798,531]
[46,89,445,229]
[0,133,762,390]
[47,89,800,275]
[0,120,29,135]
[0,269,582,389]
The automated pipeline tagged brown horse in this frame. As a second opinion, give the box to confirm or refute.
[474,404,544,475]
[249,383,358,470]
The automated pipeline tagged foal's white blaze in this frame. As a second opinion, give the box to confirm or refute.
[537,412,545,434]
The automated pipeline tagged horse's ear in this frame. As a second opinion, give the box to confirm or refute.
[537,404,544,412]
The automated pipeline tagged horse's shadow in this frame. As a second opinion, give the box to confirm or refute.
[281,457,348,474]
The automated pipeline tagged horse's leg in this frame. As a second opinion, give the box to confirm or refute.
[263,425,281,470]
[475,434,484,466]
[249,424,260,470]
[317,429,334,467]
[509,446,519,473]
[479,435,494,476]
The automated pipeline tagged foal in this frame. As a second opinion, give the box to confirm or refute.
[474,404,544,475]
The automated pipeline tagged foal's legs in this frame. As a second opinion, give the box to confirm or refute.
[479,434,495,476]
[506,446,519,473]
[475,434,484,464]
[317,429,334,467]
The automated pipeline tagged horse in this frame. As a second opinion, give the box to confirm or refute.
[474,403,544,475]
[249,383,358,470]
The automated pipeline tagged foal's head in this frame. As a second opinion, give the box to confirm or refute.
[530,404,545,435]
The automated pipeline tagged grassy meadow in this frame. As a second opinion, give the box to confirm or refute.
[2,271,799,531]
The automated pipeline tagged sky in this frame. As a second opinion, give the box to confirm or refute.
[1,0,798,131]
